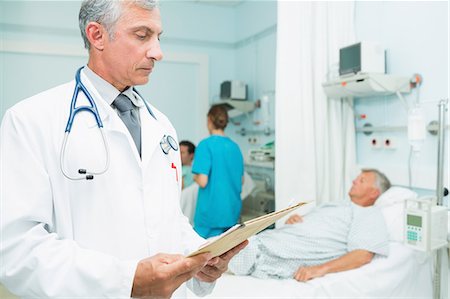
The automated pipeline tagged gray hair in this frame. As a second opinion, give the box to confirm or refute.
[362,168,391,194]
[79,0,158,50]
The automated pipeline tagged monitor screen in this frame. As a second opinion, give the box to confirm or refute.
[407,214,422,227]
[339,43,361,76]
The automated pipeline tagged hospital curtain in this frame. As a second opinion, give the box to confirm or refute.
[275,1,357,214]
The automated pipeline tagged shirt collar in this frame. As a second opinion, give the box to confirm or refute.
[82,65,144,108]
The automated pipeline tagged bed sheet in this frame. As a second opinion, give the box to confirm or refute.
[187,242,432,298]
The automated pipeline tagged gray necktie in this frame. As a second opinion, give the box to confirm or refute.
[113,94,141,156]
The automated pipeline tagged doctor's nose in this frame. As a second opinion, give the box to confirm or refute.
[146,41,163,61]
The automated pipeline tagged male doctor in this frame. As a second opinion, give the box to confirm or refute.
[0,0,246,298]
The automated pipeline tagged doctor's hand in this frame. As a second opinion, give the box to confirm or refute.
[285,214,303,224]
[195,240,249,283]
[131,252,212,299]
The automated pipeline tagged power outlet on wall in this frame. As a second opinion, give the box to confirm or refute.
[383,137,396,150]
[370,137,396,150]
[247,136,259,144]
[370,138,381,149]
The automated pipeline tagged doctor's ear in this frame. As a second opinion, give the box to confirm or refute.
[85,22,106,51]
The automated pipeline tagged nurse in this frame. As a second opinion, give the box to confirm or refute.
[0,1,246,298]
[193,105,245,238]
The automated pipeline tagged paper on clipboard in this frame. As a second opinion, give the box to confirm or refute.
[187,202,308,258]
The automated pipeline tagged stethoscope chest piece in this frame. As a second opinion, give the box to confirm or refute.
[160,135,178,155]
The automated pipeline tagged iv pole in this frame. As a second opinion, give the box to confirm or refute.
[434,98,448,299]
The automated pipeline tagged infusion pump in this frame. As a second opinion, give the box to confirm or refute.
[404,197,448,252]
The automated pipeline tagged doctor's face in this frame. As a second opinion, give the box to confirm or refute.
[100,3,163,91]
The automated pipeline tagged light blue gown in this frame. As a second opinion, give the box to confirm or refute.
[229,201,389,279]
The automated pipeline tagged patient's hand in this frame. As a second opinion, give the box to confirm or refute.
[293,265,326,282]
[293,250,373,282]
[285,214,303,224]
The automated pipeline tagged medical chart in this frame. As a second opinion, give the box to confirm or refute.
[187,202,308,258]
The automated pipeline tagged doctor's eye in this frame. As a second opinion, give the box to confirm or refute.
[136,34,147,40]
[157,31,163,42]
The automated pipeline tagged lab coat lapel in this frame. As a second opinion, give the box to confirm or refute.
[90,99,144,161]
[74,74,117,131]
[78,72,163,164]
[83,93,133,140]
[140,106,165,167]
[67,84,112,131]
[79,74,142,160]
[85,98,114,129]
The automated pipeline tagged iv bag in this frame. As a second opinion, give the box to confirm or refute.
[407,104,426,152]
[260,95,270,127]
[254,94,271,128]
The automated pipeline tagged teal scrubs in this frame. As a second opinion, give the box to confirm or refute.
[192,135,244,238]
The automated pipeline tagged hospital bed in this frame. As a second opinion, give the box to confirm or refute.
[187,187,436,299]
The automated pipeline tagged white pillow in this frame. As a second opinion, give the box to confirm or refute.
[374,186,418,208]
[374,186,418,242]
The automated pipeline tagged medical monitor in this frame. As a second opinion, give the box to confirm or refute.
[339,42,386,76]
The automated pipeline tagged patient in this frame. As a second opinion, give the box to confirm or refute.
[180,140,196,189]
[228,168,391,281]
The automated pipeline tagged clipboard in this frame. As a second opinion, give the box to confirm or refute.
[187,202,308,258]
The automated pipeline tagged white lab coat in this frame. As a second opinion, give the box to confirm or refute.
[0,72,212,298]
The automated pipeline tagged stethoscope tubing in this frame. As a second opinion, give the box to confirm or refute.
[60,67,177,181]
[60,67,110,180]
[65,67,104,133]
[60,129,110,180]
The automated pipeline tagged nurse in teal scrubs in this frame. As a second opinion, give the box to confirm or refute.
[192,105,244,238]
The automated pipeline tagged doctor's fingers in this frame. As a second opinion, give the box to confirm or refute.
[151,253,185,264]
[196,256,231,283]
[194,265,223,282]
[195,240,249,283]
[135,254,211,298]
[150,252,211,272]
[158,252,211,277]
[164,255,216,289]
[133,271,197,299]
[137,253,211,283]
[216,240,249,263]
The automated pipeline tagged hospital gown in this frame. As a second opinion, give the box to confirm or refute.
[228,201,389,279]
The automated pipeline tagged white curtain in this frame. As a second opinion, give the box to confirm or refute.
[275,1,357,213]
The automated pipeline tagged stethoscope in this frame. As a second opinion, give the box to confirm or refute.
[60,66,178,180]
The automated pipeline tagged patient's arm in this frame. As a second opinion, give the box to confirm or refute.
[293,250,374,282]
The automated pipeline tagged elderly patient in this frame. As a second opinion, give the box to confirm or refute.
[229,168,391,281]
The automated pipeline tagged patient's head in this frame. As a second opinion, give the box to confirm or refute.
[180,140,195,166]
[348,169,391,207]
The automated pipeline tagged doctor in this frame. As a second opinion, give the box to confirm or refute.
[0,0,246,298]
